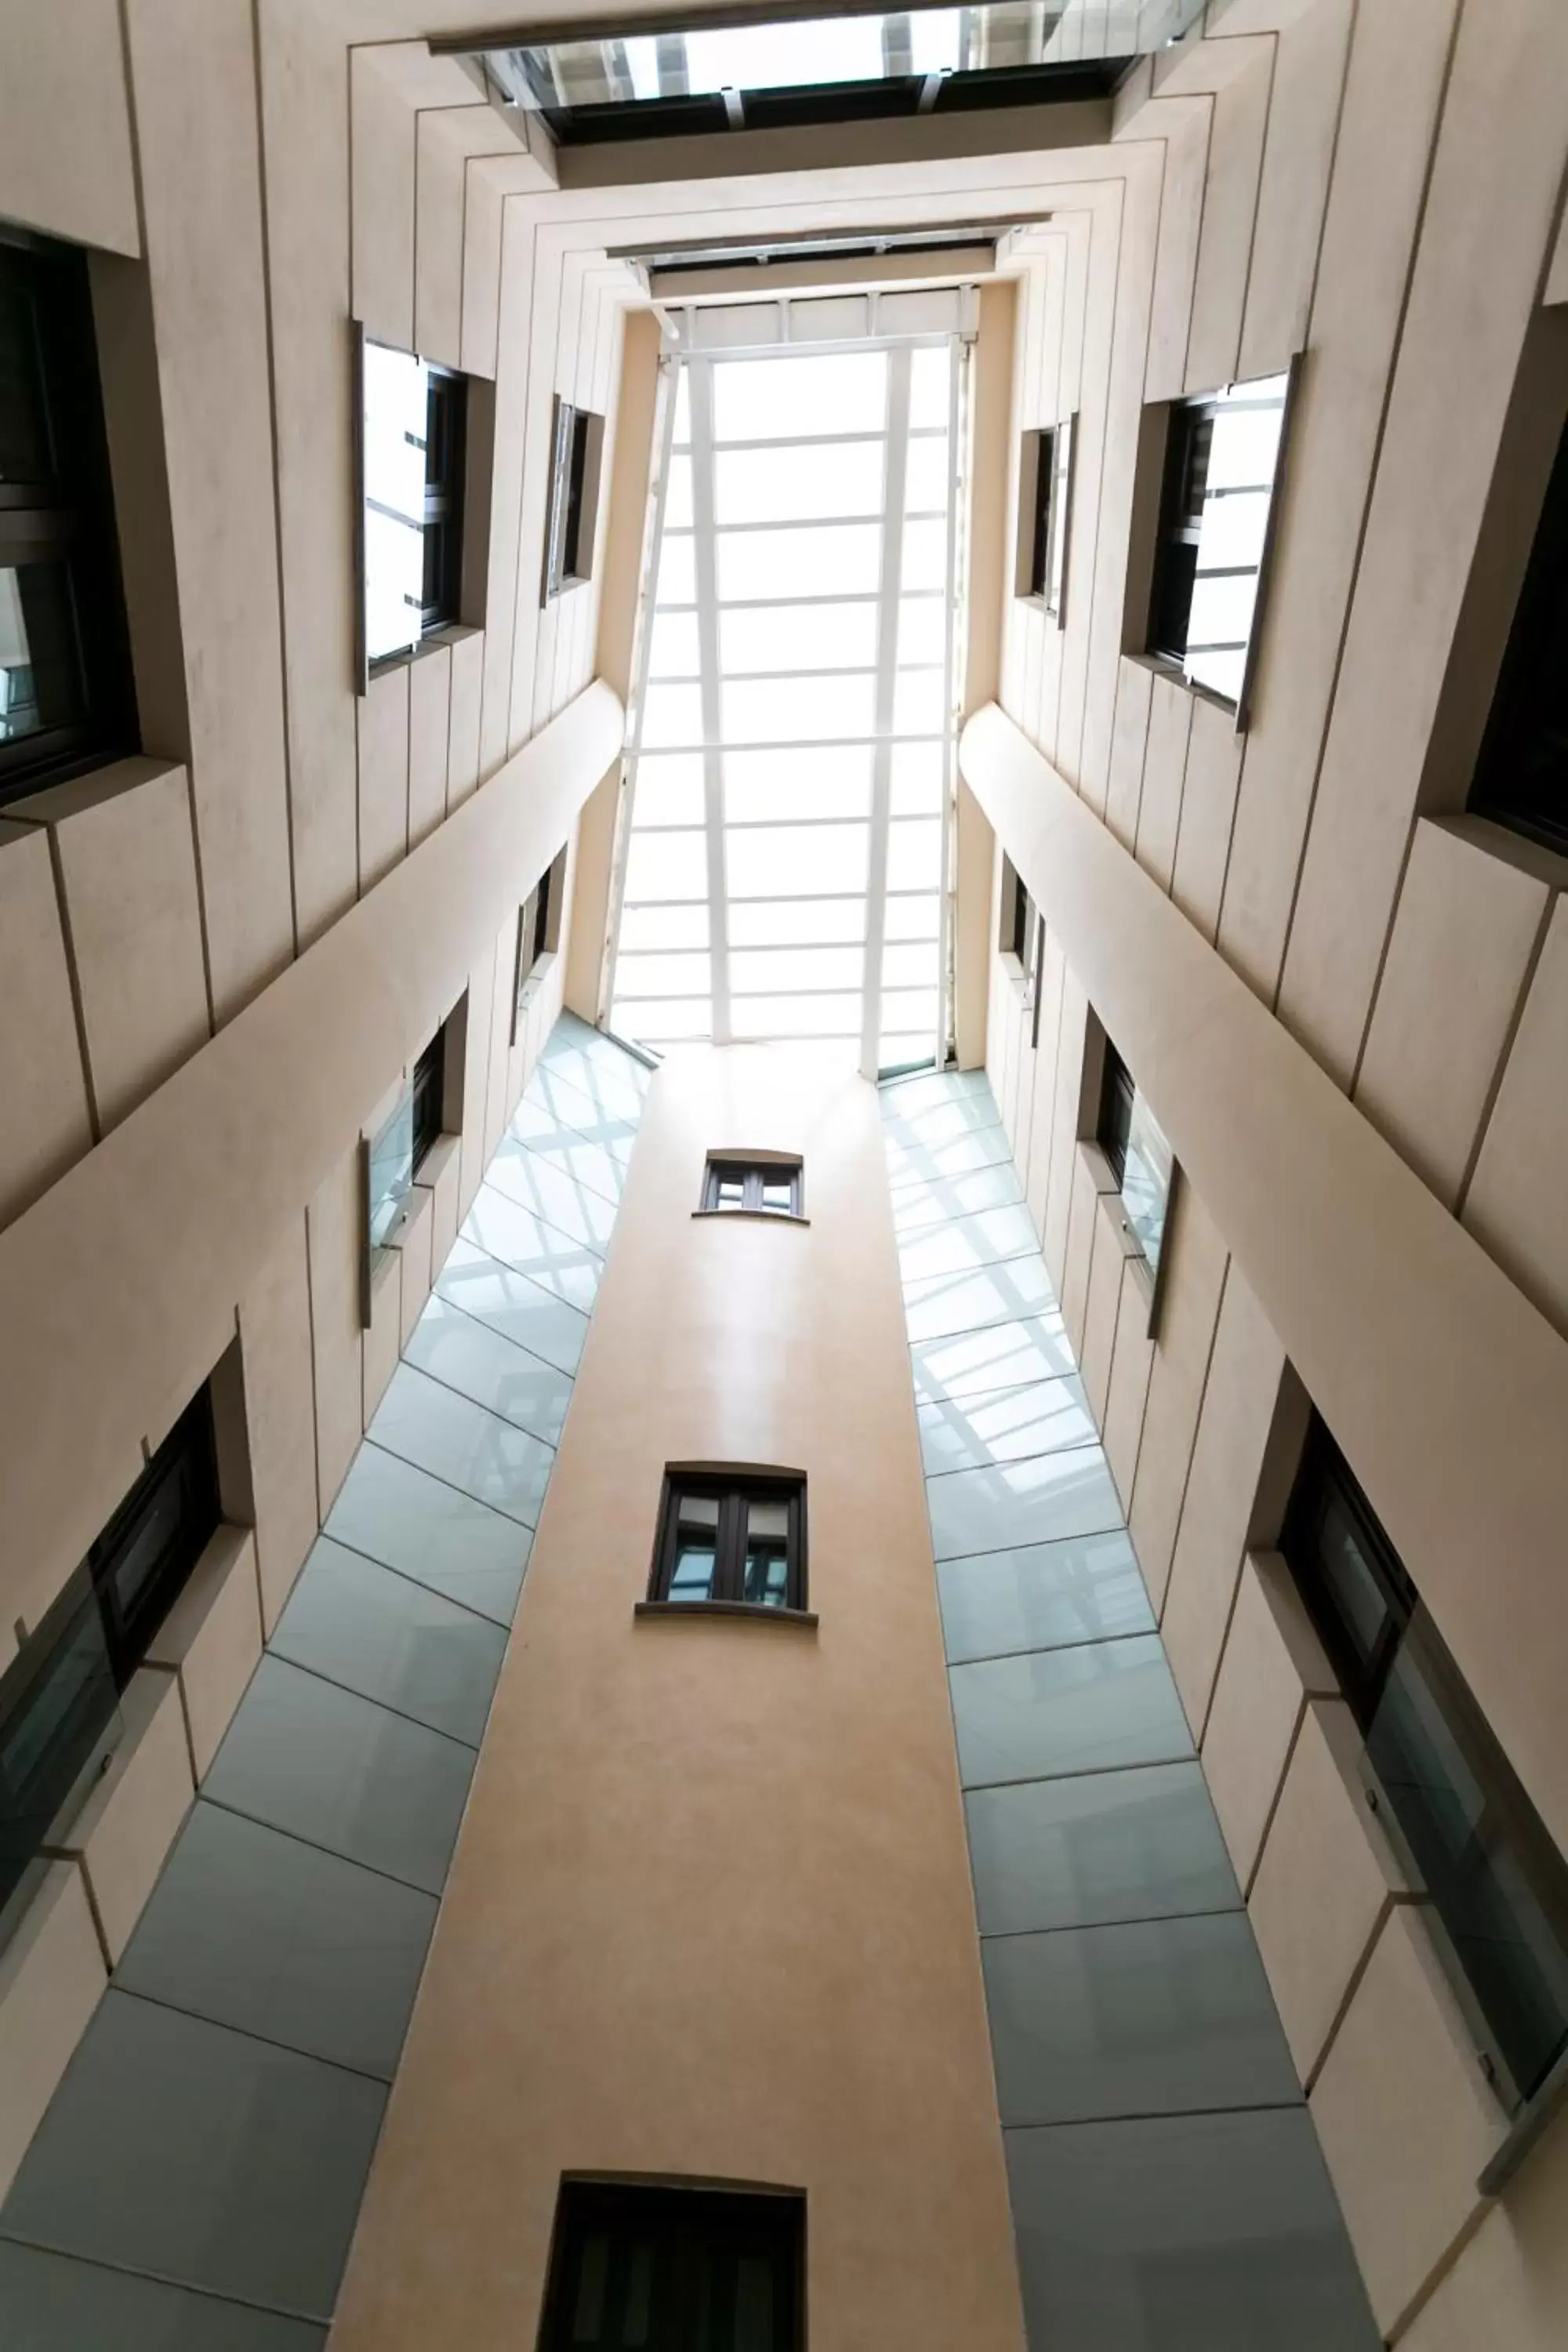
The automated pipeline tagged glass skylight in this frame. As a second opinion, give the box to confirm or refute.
[610,335,963,1073]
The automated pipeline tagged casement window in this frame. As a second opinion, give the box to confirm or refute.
[0,231,136,810]
[411,1025,447,1172]
[0,1387,219,1936]
[1016,415,1074,623]
[358,332,470,675]
[1468,405,1568,855]
[512,844,568,1040]
[1000,855,1034,966]
[543,396,605,603]
[1091,1021,1175,1293]
[539,2180,804,2352]
[1147,368,1290,717]
[1097,1039,1136,1189]
[648,1471,807,1613]
[1281,1417,1568,2113]
[700,1156,803,1217]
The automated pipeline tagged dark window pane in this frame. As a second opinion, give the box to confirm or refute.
[0,563,85,743]
[541,2182,801,2352]
[760,1179,793,1213]
[717,1178,745,1207]
[89,1390,220,1679]
[1097,1040,1135,1189]
[743,1497,790,1607]
[412,1029,445,1171]
[0,1575,121,1925]
[0,278,54,482]
[1468,408,1568,855]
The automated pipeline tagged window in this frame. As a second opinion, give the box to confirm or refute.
[358,331,470,675]
[1000,855,1035,967]
[1016,415,1073,623]
[648,1472,807,1613]
[1097,1038,1136,1188]
[513,843,568,1041]
[1147,369,1290,716]
[1281,1417,1568,2111]
[0,230,136,810]
[539,2180,804,2352]
[700,1157,803,1217]
[411,1026,447,1173]
[1468,404,1568,855]
[0,1386,219,1936]
[543,396,604,602]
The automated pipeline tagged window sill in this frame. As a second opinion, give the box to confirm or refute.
[1124,651,1243,729]
[691,1208,811,1227]
[1076,1137,1122,1197]
[634,1600,818,1629]
[412,1132,461,1196]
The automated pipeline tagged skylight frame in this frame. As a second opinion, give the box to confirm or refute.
[605,321,965,1075]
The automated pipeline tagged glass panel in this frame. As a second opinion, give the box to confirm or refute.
[743,1497,791,1607]
[896,597,946,668]
[882,938,940,989]
[0,563,84,744]
[884,891,942,940]
[672,365,691,448]
[759,1178,795,1214]
[655,532,696,604]
[887,818,942,892]
[731,993,862,1037]
[618,902,710,953]
[730,944,862,993]
[613,950,712,999]
[361,339,429,664]
[1367,1626,1568,2103]
[663,452,694,530]
[647,610,700,679]
[905,434,950,514]
[892,670,946,735]
[615,998,712,1040]
[728,896,866,947]
[727,822,869,898]
[723,673,875,742]
[909,344,951,432]
[720,600,877,674]
[367,1088,415,1248]
[668,1493,719,1602]
[715,441,883,528]
[890,740,945,815]
[1120,1091,1174,1277]
[716,521,881,602]
[713,350,886,442]
[902,517,949,590]
[631,753,706,829]
[724,744,871,824]
[0,1576,122,1922]
[0,277,53,481]
[715,1176,745,1207]
[639,682,704,748]
[622,829,707,902]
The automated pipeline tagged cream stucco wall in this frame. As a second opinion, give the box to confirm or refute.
[330,1047,1025,2352]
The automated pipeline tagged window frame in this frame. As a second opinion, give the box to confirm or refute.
[1467,397,1568,857]
[1280,1415,1568,2117]
[354,325,473,687]
[410,1026,446,1174]
[510,842,568,1044]
[1016,414,1075,625]
[1097,1037,1136,1190]
[1144,359,1298,728]
[538,2179,805,2352]
[646,1468,809,1616]
[0,228,137,810]
[699,1156,804,1218]
[543,394,605,604]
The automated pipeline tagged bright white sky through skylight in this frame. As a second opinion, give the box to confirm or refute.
[609,335,960,1072]
[622,12,964,100]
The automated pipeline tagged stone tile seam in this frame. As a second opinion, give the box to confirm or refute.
[0,2230,328,2336]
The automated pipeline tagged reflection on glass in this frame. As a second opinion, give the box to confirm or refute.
[1120,1094,1174,1279]
[743,1499,790,1606]
[367,1087,415,1249]
[670,1492,720,1601]
[0,564,82,744]
[362,339,430,666]
[1183,371,1287,704]
[1,1571,122,1931]
[760,1179,793,1214]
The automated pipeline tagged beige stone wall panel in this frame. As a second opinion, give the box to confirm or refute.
[52,1668,194,1965]
[1462,898,1568,1339]
[238,1215,320,1634]
[1201,1548,1337,1890]
[0,826,93,1232]
[0,1864,107,2205]
[358,661,412,893]
[0,0,139,256]
[1132,670,1192,890]
[408,644,453,849]
[1183,44,1273,394]
[1127,1177,1228,1610]
[146,1524,264,1780]
[1236,0,1352,380]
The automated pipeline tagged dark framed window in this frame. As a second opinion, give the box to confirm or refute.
[1097,1038,1136,1188]
[543,397,604,603]
[701,1157,803,1217]
[1000,855,1035,966]
[1281,1417,1568,2111]
[411,1027,446,1172]
[648,1472,807,1613]
[513,843,568,1041]
[0,230,136,811]
[539,2180,804,2352]
[358,331,470,677]
[1147,369,1290,716]
[1017,416,1074,623]
[1,1385,219,1933]
[1468,405,1568,855]
[419,365,466,633]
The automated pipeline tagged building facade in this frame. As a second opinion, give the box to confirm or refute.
[0,2,1566,2347]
